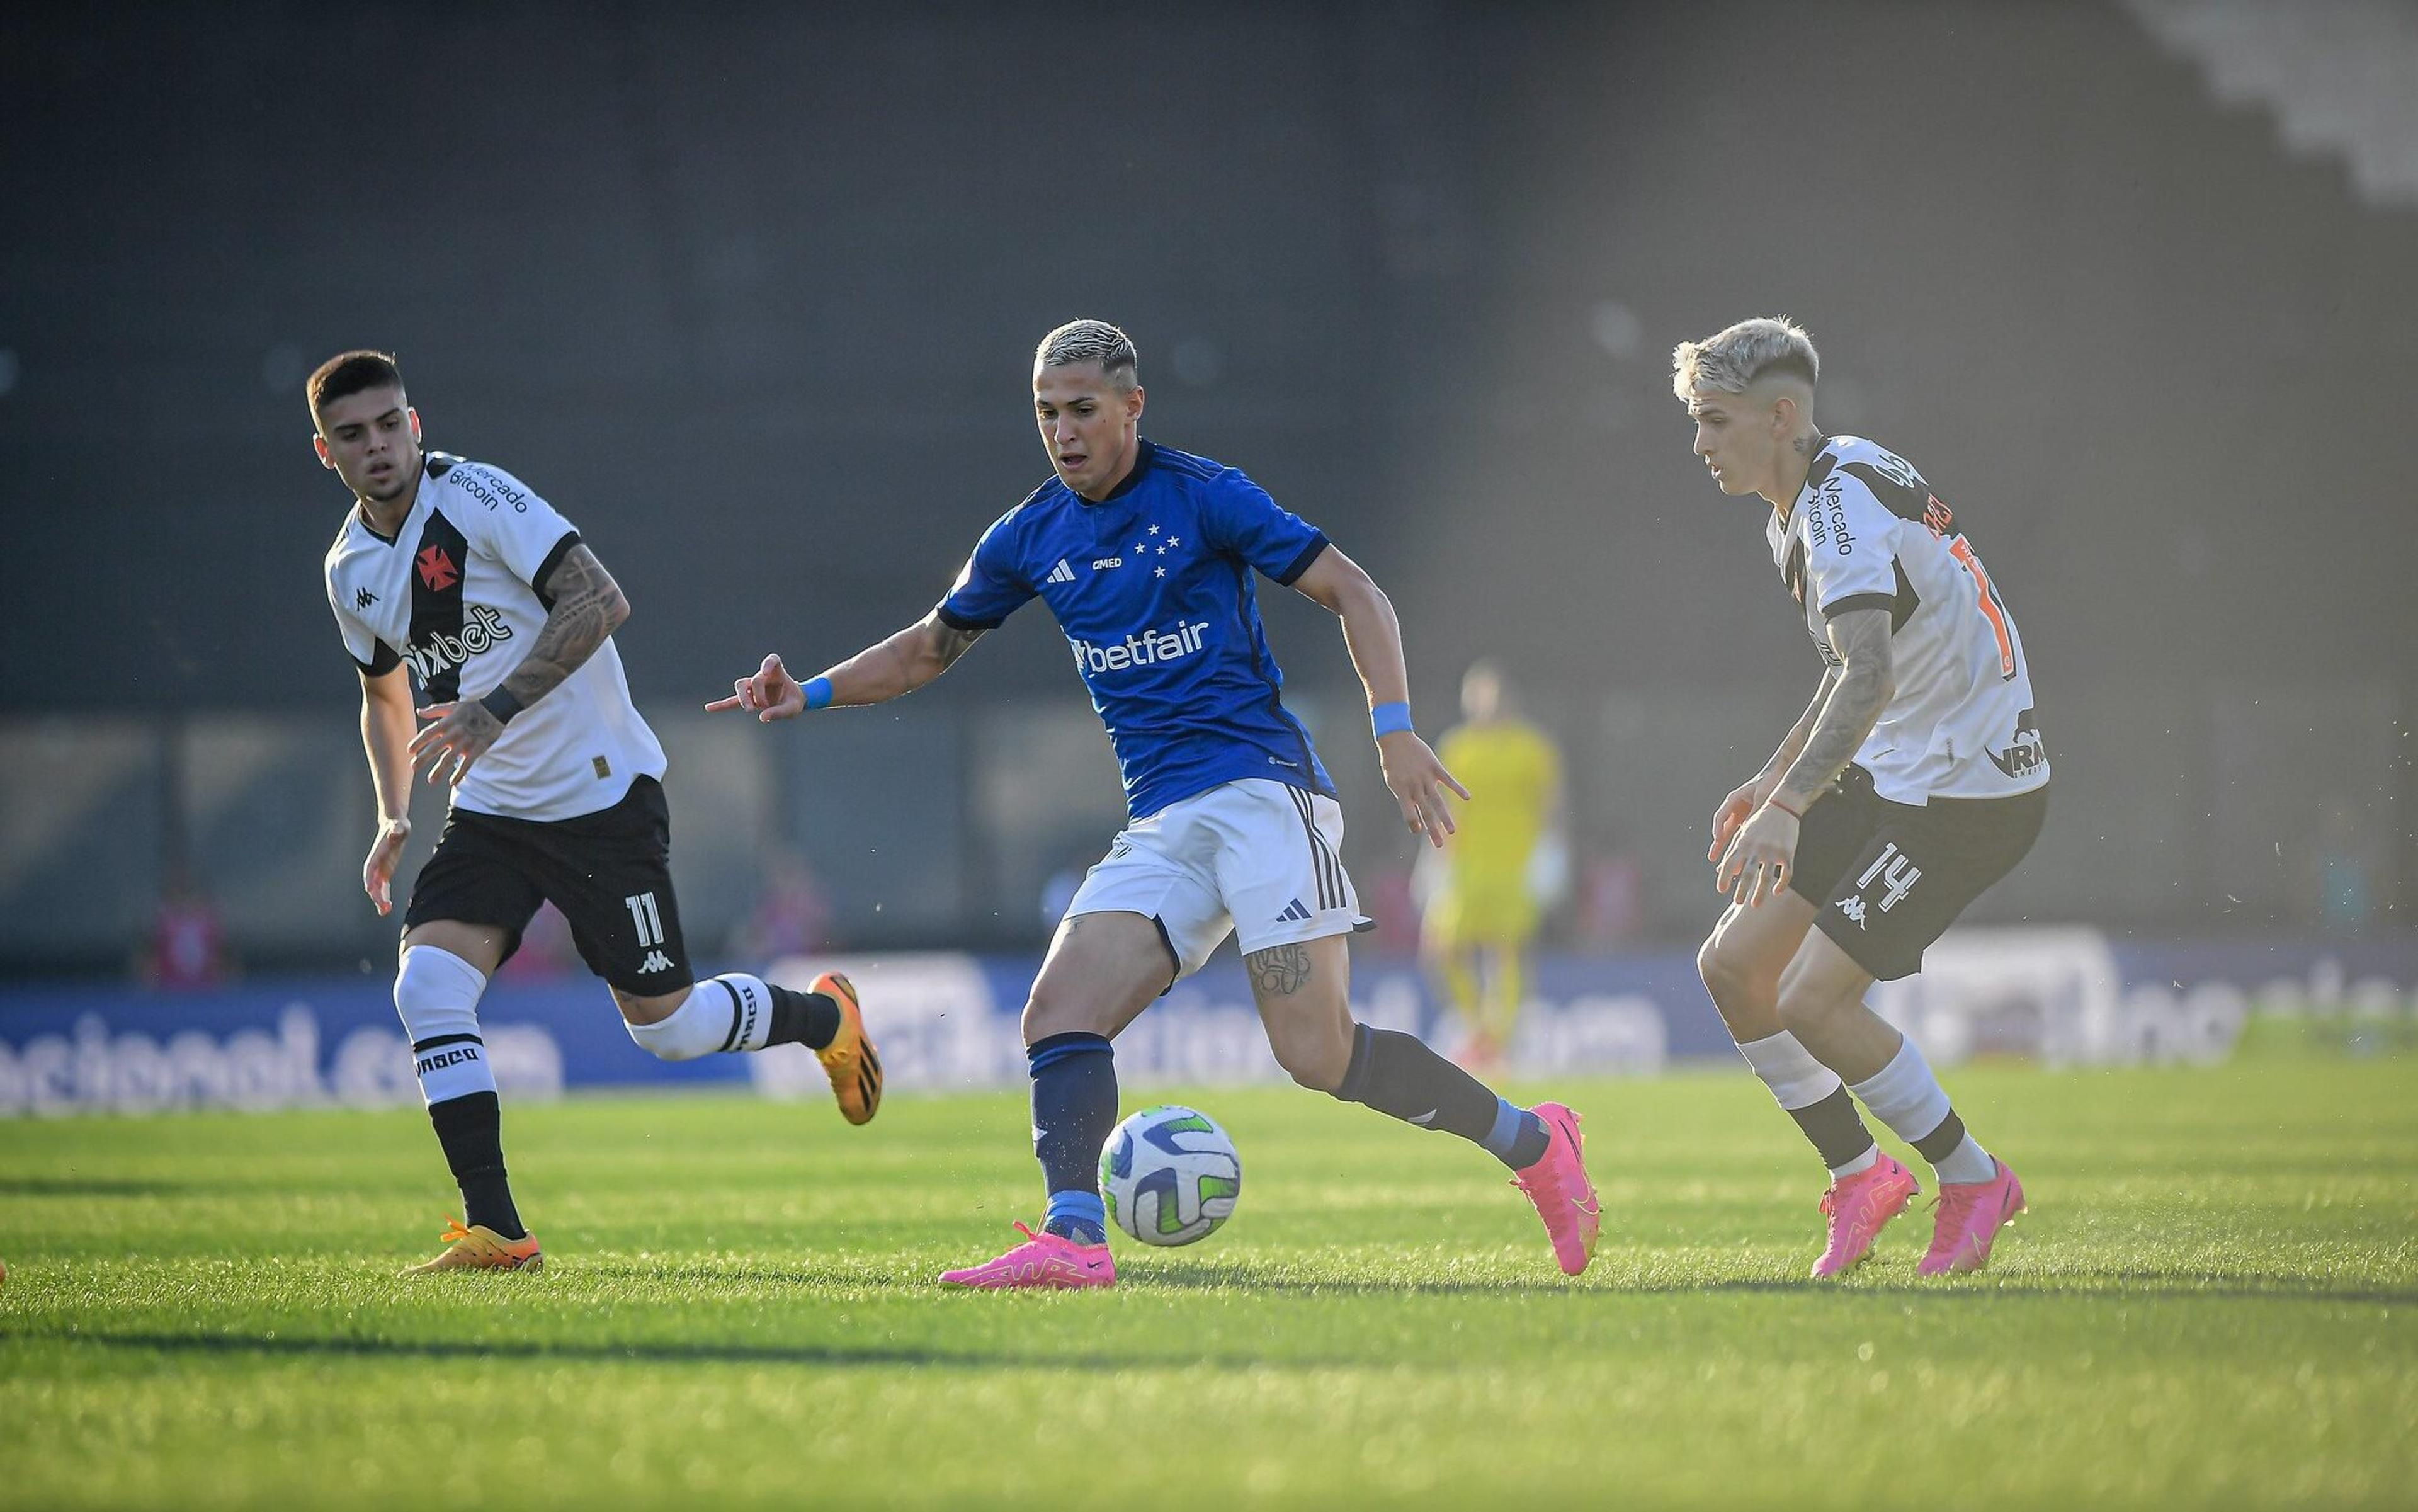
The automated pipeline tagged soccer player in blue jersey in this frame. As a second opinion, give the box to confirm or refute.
[712,320,1601,1287]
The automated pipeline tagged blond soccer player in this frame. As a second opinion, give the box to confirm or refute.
[1677,318,2049,1278]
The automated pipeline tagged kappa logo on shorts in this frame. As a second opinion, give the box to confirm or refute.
[638,950,675,975]
[1854,843,1924,915]
[1837,895,1868,928]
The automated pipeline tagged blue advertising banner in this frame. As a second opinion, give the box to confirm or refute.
[4,933,2414,1117]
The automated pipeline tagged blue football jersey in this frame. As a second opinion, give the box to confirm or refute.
[937,439,1337,820]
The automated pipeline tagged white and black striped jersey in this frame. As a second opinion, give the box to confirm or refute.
[1767,436,2048,804]
[324,452,666,822]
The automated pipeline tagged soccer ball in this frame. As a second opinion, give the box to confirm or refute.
[1099,1104,1241,1246]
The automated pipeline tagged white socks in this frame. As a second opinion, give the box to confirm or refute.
[394,945,494,1105]
[1739,1030,1878,1179]
[1848,1035,1997,1185]
[623,974,776,1061]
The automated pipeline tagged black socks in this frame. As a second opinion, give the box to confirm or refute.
[1335,1025,1551,1170]
[428,1091,524,1240]
[763,984,841,1050]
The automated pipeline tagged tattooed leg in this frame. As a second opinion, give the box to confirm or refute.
[1249,934,1550,1169]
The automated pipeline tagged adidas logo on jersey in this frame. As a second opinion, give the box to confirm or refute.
[1276,898,1312,924]
[1067,620,1210,674]
[1047,559,1077,585]
[402,603,515,683]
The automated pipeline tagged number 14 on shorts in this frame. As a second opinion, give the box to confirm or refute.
[1854,844,1922,917]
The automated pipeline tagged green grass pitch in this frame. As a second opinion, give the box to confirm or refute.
[3,1059,2413,1509]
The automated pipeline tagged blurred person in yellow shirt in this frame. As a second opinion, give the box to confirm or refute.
[1421,661,1564,1070]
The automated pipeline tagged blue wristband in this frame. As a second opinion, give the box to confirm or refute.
[802,676,835,712]
[1371,701,1414,738]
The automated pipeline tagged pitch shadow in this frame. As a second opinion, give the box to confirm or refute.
[1126,1264,2418,1307]
[6,1326,1356,1373]
[0,1177,195,1198]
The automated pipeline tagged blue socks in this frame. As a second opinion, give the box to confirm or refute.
[1028,1031,1116,1245]
[1480,1096,1550,1168]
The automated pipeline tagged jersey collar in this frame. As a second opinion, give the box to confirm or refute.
[1778,436,1836,533]
[1082,437,1156,506]
[350,455,434,545]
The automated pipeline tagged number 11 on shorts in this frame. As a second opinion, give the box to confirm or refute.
[624,892,665,947]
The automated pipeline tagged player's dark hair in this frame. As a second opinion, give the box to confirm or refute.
[308,350,404,424]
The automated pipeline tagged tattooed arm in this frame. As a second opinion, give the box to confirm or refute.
[709,610,986,720]
[1713,608,1895,907]
[501,545,628,707]
[405,543,630,785]
[1765,670,1841,785]
[1707,669,1837,863]
[1772,608,1896,812]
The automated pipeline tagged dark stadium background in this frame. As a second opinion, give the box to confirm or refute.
[3,1,2411,971]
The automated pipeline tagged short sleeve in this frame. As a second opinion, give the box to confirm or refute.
[440,462,583,596]
[1802,473,1901,620]
[326,583,398,675]
[1200,469,1328,584]
[936,509,1035,630]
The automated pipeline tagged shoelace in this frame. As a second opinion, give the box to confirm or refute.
[1924,1186,1987,1251]
[436,1215,474,1245]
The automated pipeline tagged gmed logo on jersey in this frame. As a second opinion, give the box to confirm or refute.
[1069,620,1212,674]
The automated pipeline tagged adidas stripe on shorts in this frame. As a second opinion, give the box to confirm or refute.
[1064,777,1370,984]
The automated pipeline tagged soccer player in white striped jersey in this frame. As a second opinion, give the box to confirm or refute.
[1677,317,2048,1278]
[311,350,883,1275]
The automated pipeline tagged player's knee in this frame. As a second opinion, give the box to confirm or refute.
[1697,933,1750,1004]
[1773,981,1839,1038]
[622,984,720,1060]
[1021,989,1113,1045]
[1270,1025,1350,1094]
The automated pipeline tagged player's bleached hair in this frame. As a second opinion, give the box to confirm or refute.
[1671,317,1819,399]
[1035,319,1139,391]
[308,349,404,424]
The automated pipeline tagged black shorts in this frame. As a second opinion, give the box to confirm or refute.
[403,776,693,994]
[1787,765,2048,982]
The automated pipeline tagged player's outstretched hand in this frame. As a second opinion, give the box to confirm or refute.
[707,654,806,722]
[362,817,411,916]
[409,701,504,788]
[1378,730,1471,849]
[1708,775,1774,863]
[1715,803,1800,907]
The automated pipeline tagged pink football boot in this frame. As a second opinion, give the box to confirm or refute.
[938,1222,1116,1290]
[1917,1159,2026,1276]
[1810,1153,1920,1279]
[1511,1102,1601,1276]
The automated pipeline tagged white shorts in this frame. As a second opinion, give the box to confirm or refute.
[1065,778,1369,982]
